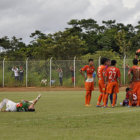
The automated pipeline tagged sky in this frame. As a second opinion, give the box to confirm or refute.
[0,0,140,43]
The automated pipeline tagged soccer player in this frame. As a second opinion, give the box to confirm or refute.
[128,59,140,106]
[0,94,41,112]
[80,59,95,106]
[104,60,121,107]
[122,88,137,106]
[96,57,108,107]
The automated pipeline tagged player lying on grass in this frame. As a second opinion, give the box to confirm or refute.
[128,59,140,106]
[80,59,95,106]
[104,60,121,108]
[0,94,41,112]
[121,88,137,106]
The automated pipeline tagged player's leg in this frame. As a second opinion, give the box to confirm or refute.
[97,82,105,106]
[87,90,92,105]
[28,94,41,105]
[112,82,119,107]
[28,94,41,111]
[0,99,8,111]
[104,93,109,107]
[104,83,112,107]
[97,93,103,106]
[110,94,113,104]
[85,82,93,106]
[85,90,90,106]
[112,93,117,107]
[97,82,103,106]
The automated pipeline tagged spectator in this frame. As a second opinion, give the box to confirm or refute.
[41,78,47,86]
[19,66,24,83]
[70,66,74,83]
[57,68,63,86]
[12,66,19,81]
[51,79,56,86]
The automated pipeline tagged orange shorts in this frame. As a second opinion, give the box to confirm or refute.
[85,82,94,91]
[132,82,140,96]
[98,81,106,93]
[106,82,119,94]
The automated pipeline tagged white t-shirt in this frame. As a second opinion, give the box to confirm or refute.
[12,68,19,76]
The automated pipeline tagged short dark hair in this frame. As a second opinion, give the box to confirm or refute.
[101,57,108,65]
[89,59,93,62]
[111,60,117,66]
[126,88,130,92]
[28,108,35,112]
[133,59,138,65]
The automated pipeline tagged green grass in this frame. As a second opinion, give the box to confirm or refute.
[0,91,140,140]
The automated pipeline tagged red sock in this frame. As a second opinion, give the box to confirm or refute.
[87,91,92,105]
[103,93,105,102]
[97,93,103,105]
[85,91,90,105]
[104,94,108,106]
[112,93,117,106]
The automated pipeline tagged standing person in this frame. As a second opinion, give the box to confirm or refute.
[70,66,74,84]
[96,58,108,107]
[12,66,19,81]
[57,68,63,86]
[80,59,95,106]
[19,66,24,83]
[104,60,121,108]
[128,59,140,106]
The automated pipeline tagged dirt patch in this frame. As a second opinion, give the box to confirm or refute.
[0,86,127,92]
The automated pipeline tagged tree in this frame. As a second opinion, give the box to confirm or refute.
[115,30,131,56]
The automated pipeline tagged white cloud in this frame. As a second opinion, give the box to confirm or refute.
[122,0,139,9]
[0,0,140,43]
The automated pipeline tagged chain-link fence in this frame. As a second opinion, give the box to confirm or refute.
[0,57,134,87]
[0,61,3,87]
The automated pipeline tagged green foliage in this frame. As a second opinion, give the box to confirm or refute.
[0,19,140,60]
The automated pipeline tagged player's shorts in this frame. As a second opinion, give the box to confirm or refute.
[98,80,106,93]
[5,99,17,112]
[85,81,94,91]
[106,81,119,94]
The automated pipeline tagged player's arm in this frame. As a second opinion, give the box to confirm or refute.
[80,66,86,80]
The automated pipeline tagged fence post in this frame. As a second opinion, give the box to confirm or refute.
[26,58,28,87]
[2,58,5,87]
[98,56,101,66]
[50,57,53,87]
[74,56,76,88]
[123,55,126,85]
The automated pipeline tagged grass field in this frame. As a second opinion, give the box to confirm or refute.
[0,90,140,140]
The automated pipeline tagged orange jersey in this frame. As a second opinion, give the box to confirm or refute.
[105,66,121,83]
[97,65,106,82]
[81,65,95,77]
[128,65,140,82]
